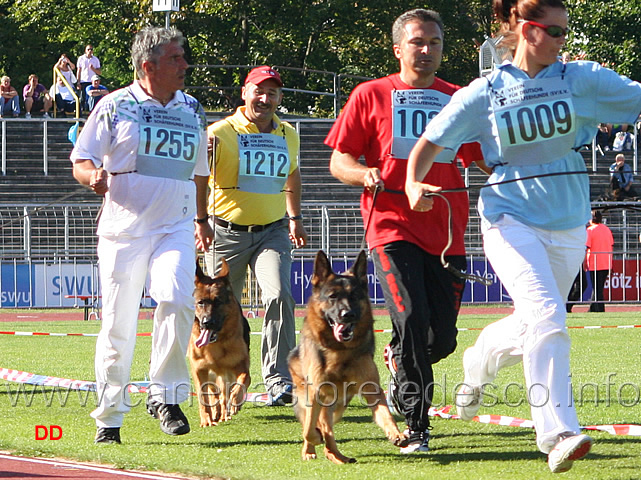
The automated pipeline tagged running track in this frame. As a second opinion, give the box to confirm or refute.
[0,452,201,479]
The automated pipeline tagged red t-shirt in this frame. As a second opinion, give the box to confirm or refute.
[586,222,614,271]
[325,74,482,256]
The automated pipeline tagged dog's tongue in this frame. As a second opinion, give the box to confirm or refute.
[332,323,347,342]
[195,329,211,348]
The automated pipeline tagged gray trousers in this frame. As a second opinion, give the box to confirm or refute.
[204,218,295,392]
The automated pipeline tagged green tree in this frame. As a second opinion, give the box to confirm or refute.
[8,0,159,88]
[567,0,641,81]
[7,1,639,117]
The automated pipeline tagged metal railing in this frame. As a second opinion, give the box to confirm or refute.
[185,64,371,117]
[0,116,85,176]
[2,201,641,308]
[52,66,81,119]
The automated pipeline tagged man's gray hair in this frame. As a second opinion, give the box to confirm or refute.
[392,9,444,45]
[131,26,184,78]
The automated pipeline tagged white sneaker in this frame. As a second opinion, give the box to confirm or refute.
[25,113,31,119]
[456,384,482,421]
[43,112,50,119]
[547,433,592,473]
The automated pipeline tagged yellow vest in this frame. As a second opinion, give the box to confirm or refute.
[207,107,299,225]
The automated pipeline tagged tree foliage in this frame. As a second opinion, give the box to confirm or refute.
[566,0,641,81]
[1,0,640,116]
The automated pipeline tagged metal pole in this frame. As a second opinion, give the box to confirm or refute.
[43,120,48,175]
[165,11,170,28]
[333,73,339,118]
[23,206,31,260]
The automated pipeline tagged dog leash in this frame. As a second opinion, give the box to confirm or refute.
[419,170,592,285]
[423,191,493,286]
[381,170,592,286]
[360,185,380,250]
[435,170,589,193]
[360,184,491,285]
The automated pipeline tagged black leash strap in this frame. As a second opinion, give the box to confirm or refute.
[360,185,380,250]
[437,170,589,194]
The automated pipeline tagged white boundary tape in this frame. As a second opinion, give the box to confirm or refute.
[429,405,641,436]
[2,324,640,338]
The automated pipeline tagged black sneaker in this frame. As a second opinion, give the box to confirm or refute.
[400,428,430,454]
[266,383,293,406]
[146,397,190,435]
[383,344,402,415]
[94,427,121,444]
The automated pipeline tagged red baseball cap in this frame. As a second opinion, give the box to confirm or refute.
[245,66,283,87]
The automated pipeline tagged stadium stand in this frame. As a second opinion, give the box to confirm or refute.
[1,117,640,261]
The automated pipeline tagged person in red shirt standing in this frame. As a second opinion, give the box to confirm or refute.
[325,8,487,453]
[586,210,614,312]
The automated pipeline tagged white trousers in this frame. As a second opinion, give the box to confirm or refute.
[464,215,586,453]
[91,230,196,428]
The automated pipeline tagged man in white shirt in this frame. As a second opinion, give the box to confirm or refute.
[76,44,102,111]
[70,27,213,445]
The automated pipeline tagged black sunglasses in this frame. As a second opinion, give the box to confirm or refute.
[522,20,570,38]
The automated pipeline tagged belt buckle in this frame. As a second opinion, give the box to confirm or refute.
[247,224,259,233]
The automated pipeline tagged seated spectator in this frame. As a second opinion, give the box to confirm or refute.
[608,153,637,200]
[0,76,20,117]
[85,75,109,112]
[23,74,52,119]
[52,78,77,117]
[612,129,633,152]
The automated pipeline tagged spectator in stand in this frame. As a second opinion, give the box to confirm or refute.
[52,77,77,117]
[77,44,101,111]
[0,76,20,118]
[86,75,109,112]
[609,153,636,199]
[54,54,77,86]
[611,124,633,152]
[595,123,611,154]
[23,74,52,119]
[585,210,613,312]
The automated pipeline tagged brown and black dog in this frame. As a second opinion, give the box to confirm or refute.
[288,250,407,464]
[188,259,251,427]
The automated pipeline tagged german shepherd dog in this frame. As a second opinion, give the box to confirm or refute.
[187,259,251,426]
[288,250,407,464]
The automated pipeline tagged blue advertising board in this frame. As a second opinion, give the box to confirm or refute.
[1,263,35,307]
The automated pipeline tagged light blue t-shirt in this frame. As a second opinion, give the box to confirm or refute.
[424,60,641,230]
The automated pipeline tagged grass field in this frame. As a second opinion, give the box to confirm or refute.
[1,309,641,479]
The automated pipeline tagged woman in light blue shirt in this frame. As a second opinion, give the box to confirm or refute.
[406,0,641,474]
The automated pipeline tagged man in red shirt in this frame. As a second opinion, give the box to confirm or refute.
[325,8,487,453]
[586,210,614,312]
